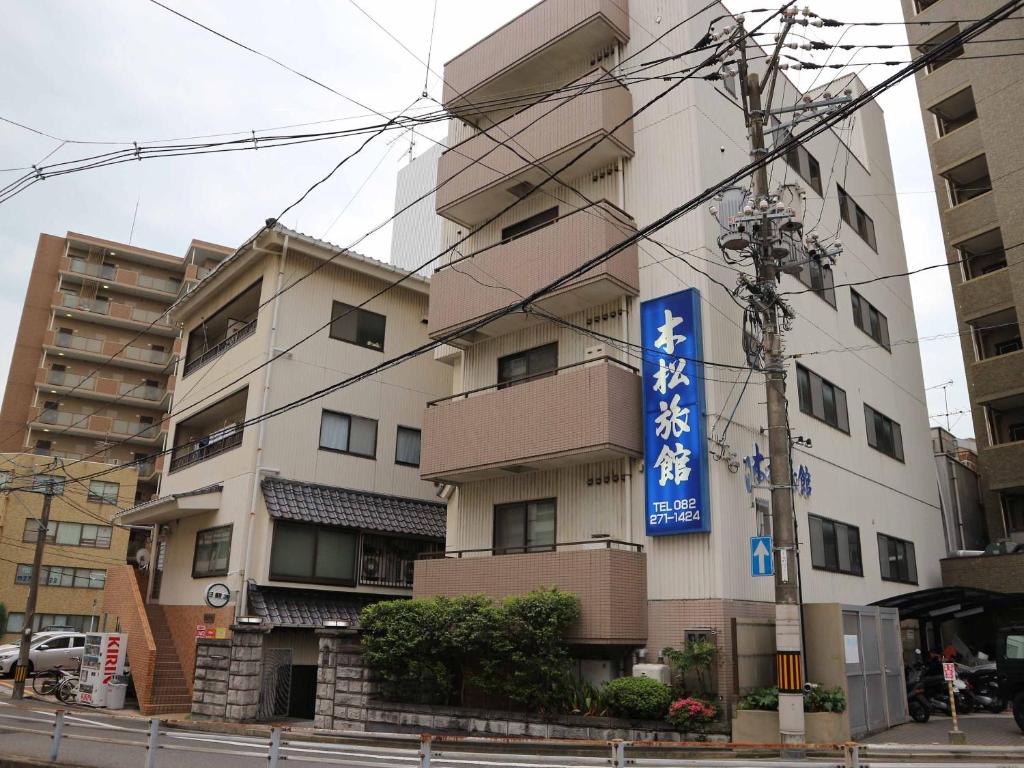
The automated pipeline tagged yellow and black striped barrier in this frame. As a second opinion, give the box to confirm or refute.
[13,664,27,684]
[776,650,802,693]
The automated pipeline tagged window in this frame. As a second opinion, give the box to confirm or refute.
[796,365,850,433]
[957,229,1006,280]
[32,475,65,496]
[497,343,558,388]
[87,480,119,505]
[792,257,836,307]
[1005,633,1024,660]
[929,87,977,136]
[918,25,963,73]
[15,564,106,589]
[782,131,823,195]
[914,0,942,11]
[500,207,558,242]
[864,404,904,461]
[319,410,378,458]
[995,337,1023,356]
[493,499,556,554]
[23,520,112,549]
[851,290,891,350]
[269,521,357,586]
[395,426,421,467]
[20,614,97,633]
[756,498,772,537]
[943,155,992,207]
[877,533,917,584]
[329,301,386,351]
[837,186,877,251]
[192,525,232,578]
[1002,493,1024,533]
[809,515,863,576]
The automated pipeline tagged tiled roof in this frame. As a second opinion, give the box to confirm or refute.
[247,584,381,628]
[261,477,445,539]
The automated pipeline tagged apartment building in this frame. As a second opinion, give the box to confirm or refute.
[901,0,1024,544]
[0,453,135,642]
[112,224,452,716]
[391,143,446,277]
[412,0,946,699]
[0,232,232,504]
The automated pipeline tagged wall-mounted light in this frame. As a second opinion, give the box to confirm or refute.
[323,619,350,629]
[236,616,262,625]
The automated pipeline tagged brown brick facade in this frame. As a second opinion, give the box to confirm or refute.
[102,566,158,712]
[941,552,1024,593]
[414,547,647,644]
[162,603,235,692]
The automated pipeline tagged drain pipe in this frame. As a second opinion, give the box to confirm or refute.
[237,234,289,619]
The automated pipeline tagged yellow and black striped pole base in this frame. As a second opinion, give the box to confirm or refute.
[13,664,28,684]
[776,650,803,693]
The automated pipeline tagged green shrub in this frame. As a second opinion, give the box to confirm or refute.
[737,686,779,711]
[805,686,847,713]
[662,639,717,695]
[360,588,580,711]
[602,676,673,720]
[737,685,847,713]
[475,588,581,712]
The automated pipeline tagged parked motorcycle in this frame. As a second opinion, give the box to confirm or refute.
[959,664,1005,713]
[906,663,930,723]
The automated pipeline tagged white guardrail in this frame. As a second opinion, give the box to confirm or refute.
[0,709,1023,768]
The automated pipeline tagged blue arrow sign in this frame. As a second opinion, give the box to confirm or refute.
[751,536,774,577]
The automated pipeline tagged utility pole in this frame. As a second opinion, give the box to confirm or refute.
[722,5,844,746]
[12,484,55,699]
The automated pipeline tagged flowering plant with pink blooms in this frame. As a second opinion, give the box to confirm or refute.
[666,696,718,731]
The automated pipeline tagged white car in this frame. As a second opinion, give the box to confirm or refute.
[0,632,86,675]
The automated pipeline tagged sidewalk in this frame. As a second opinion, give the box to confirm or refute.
[0,680,191,721]
[863,712,1024,747]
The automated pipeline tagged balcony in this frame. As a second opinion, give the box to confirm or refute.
[28,407,163,446]
[168,387,247,473]
[182,318,256,377]
[955,266,1014,322]
[442,0,629,116]
[54,292,176,336]
[436,69,634,227]
[44,329,172,372]
[971,351,1024,404]
[941,188,998,241]
[414,540,646,645]
[36,369,167,408]
[932,119,983,172]
[429,201,638,343]
[421,357,641,482]
[981,440,1024,491]
[62,257,182,299]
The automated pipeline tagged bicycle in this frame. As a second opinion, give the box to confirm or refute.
[32,669,63,696]
[55,671,80,705]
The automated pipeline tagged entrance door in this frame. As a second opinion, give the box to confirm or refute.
[880,609,907,726]
[843,605,907,737]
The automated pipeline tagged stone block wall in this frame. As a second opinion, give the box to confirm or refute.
[315,629,379,731]
[191,639,230,719]
[191,624,269,722]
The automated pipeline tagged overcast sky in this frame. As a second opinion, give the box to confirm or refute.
[0,1,971,437]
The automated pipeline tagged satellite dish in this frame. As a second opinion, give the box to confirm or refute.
[135,548,150,570]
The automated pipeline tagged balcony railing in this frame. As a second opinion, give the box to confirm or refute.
[68,259,116,281]
[52,331,171,366]
[136,274,180,294]
[360,535,444,588]
[54,332,103,355]
[118,382,165,402]
[182,319,257,377]
[419,538,643,559]
[169,428,243,472]
[111,420,160,439]
[46,370,96,390]
[421,356,642,481]
[122,345,171,366]
[37,409,88,427]
[61,294,109,315]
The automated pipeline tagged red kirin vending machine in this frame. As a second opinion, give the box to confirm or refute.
[78,632,127,707]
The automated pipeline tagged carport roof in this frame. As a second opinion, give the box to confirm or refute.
[872,586,1024,621]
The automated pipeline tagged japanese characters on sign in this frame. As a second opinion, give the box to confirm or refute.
[742,442,812,498]
[641,289,710,535]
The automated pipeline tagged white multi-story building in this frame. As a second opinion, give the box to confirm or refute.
[411,0,945,705]
[390,144,445,276]
[112,225,452,716]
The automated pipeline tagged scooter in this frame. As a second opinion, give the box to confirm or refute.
[906,663,930,723]
[959,664,1005,713]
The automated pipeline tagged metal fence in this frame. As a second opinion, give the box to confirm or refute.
[0,709,1023,768]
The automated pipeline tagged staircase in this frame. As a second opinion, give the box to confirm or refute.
[144,604,193,714]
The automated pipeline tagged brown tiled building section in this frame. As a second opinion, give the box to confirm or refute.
[941,552,1024,593]
[161,603,235,689]
[414,548,647,644]
[421,359,642,480]
[428,201,638,338]
[0,234,64,451]
[648,599,776,698]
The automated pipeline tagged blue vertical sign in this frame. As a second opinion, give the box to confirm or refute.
[640,288,711,536]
